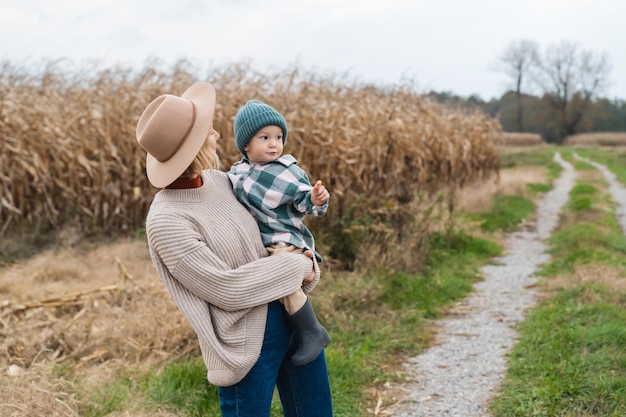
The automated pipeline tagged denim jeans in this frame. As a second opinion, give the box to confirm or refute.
[218,300,334,416]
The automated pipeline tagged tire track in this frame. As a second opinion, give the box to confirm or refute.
[573,153,626,235]
[391,152,576,417]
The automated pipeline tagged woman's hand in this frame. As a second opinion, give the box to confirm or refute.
[302,250,316,286]
[303,269,315,286]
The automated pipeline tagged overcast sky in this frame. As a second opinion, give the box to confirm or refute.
[2,0,625,100]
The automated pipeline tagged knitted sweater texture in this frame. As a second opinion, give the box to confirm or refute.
[145,169,319,386]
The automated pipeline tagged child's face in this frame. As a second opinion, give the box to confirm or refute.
[244,125,284,163]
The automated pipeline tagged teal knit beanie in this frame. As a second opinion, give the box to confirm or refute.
[233,100,288,156]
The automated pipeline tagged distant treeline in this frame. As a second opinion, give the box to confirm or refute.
[428,91,626,143]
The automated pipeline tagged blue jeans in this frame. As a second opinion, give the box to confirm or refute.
[218,300,333,416]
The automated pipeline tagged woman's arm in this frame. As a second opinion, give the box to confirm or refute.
[171,248,315,311]
[148,218,318,311]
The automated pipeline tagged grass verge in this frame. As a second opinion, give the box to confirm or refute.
[490,152,626,417]
[477,194,536,232]
[574,147,626,184]
[492,284,626,416]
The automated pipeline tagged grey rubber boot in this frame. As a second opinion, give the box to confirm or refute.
[287,299,331,366]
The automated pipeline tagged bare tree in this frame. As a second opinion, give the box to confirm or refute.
[495,39,540,132]
[536,41,611,140]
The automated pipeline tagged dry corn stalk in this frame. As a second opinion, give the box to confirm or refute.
[0,59,501,243]
[1,285,119,315]
[564,132,626,146]
[501,132,544,146]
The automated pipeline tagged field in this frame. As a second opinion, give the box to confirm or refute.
[1,163,540,417]
[0,59,500,251]
[1,60,503,416]
[564,132,626,146]
[500,132,545,146]
[2,61,626,416]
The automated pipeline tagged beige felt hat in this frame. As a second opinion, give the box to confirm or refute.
[136,82,216,188]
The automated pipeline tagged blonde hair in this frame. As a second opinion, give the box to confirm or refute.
[181,139,220,178]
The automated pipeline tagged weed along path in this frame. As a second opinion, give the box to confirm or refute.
[391,152,576,417]
[573,153,626,235]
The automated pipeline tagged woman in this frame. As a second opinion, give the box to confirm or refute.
[136,82,333,416]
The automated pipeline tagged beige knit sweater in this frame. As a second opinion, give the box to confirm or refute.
[146,169,319,386]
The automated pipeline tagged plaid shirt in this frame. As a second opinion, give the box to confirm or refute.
[228,154,328,262]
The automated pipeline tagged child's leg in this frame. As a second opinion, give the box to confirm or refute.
[281,288,307,315]
[267,243,308,313]
[267,243,331,366]
[287,298,331,366]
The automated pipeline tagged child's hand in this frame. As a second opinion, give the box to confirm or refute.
[311,180,330,206]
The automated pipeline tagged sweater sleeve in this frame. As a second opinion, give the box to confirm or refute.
[148,219,316,311]
[146,170,322,313]
[172,248,314,311]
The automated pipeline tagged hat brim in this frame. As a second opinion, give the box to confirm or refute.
[145,82,216,188]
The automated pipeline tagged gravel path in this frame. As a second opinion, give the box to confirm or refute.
[391,152,577,417]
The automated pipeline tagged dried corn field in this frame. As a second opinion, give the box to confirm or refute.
[0,59,501,250]
[564,132,626,146]
[500,132,545,146]
[0,238,198,417]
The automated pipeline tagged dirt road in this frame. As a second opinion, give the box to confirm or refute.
[391,152,577,417]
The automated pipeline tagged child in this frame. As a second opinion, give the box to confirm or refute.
[228,100,331,366]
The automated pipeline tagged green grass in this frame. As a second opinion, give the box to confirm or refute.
[79,358,220,417]
[499,145,558,169]
[79,375,134,416]
[492,149,626,416]
[527,182,552,194]
[478,194,536,232]
[381,231,501,316]
[567,183,597,211]
[537,158,626,277]
[575,148,626,184]
[490,284,626,417]
[144,358,219,415]
[538,187,626,277]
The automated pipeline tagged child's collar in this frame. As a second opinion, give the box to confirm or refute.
[243,154,297,167]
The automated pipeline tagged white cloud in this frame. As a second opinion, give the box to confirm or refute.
[1,0,625,100]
